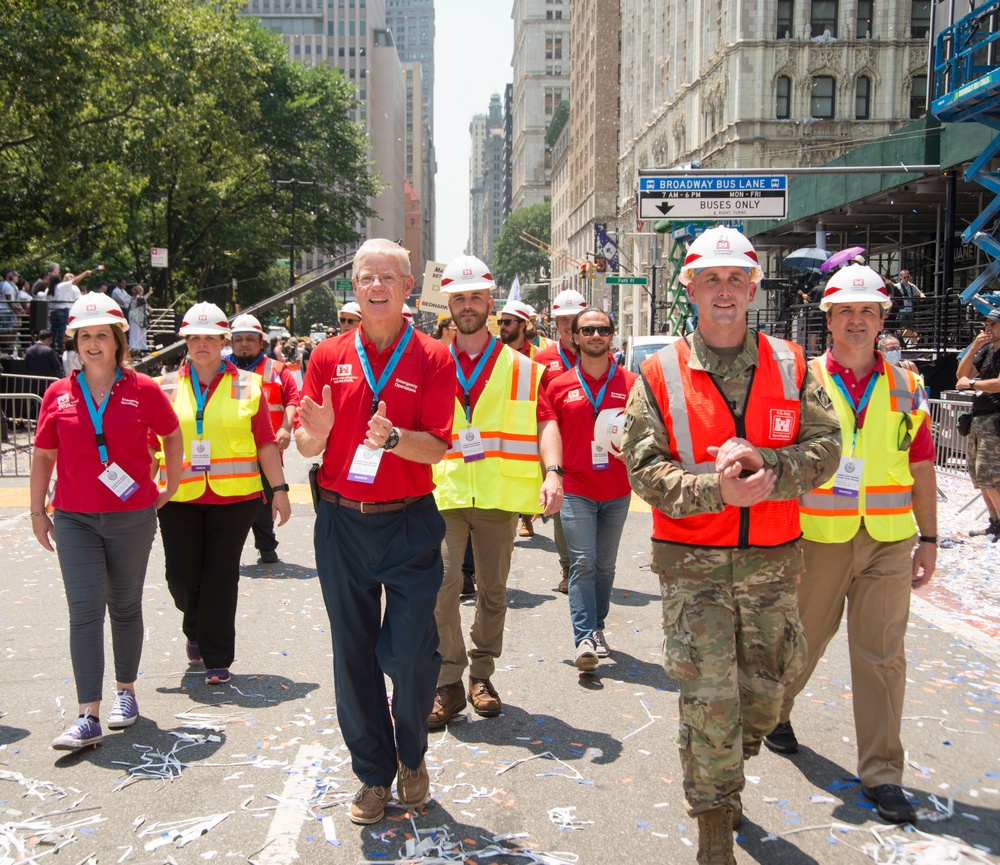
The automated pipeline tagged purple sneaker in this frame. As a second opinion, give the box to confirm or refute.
[107,689,139,729]
[52,711,103,750]
[185,641,202,663]
[205,668,231,685]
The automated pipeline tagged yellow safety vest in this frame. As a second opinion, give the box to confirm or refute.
[799,358,928,544]
[433,346,544,513]
[156,366,264,501]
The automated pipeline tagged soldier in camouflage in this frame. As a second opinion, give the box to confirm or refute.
[621,227,841,865]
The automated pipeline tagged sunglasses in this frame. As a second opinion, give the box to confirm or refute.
[497,318,520,326]
[339,317,358,324]
[578,325,613,337]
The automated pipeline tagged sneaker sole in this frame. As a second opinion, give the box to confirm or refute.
[53,735,102,750]
[574,653,599,672]
[107,714,138,730]
[763,737,798,755]
[206,674,231,685]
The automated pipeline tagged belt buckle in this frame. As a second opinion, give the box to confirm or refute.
[359,501,373,514]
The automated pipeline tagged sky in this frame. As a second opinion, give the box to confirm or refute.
[433,1,515,263]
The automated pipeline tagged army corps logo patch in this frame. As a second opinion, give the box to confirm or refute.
[769,409,796,441]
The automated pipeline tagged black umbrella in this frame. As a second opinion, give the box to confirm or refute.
[783,248,832,274]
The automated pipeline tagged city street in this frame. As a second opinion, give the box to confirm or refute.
[1,453,998,864]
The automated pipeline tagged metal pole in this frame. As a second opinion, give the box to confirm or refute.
[290,180,297,289]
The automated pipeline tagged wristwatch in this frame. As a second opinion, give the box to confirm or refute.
[546,465,565,477]
[272,483,290,492]
[382,427,400,451]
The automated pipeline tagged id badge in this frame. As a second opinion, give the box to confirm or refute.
[831,456,864,498]
[98,462,140,501]
[347,444,383,484]
[591,440,609,470]
[191,440,212,472]
[460,426,486,462]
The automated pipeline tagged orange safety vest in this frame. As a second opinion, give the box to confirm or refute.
[640,332,807,548]
[253,356,287,435]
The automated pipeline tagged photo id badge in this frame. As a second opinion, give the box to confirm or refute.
[460,426,486,462]
[98,462,140,501]
[347,444,383,484]
[191,439,212,472]
[591,440,609,470]
[831,456,864,498]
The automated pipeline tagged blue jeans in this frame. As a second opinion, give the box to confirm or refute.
[50,308,69,353]
[560,493,631,646]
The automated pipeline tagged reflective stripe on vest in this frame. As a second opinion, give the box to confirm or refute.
[643,332,806,548]
[258,358,286,435]
[433,347,543,513]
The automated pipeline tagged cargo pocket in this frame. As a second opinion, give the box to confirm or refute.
[777,612,807,686]
[661,597,701,682]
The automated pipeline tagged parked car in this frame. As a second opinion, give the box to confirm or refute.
[625,335,682,373]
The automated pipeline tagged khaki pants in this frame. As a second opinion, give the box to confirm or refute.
[435,508,518,685]
[779,529,915,787]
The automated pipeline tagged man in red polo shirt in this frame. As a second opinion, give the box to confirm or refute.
[497,299,538,359]
[532,288,588,588]
[548,308,637,671]
[294,238,455,826]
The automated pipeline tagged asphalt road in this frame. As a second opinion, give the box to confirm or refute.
[1,452,998,864]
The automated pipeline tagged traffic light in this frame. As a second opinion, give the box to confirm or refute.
[595,257,607,273]
[580,261,590,279]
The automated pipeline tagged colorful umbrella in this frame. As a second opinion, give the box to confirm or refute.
[782,248,832,274]
[820,246,866,272]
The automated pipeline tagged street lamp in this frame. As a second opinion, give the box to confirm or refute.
[271,178,318,288]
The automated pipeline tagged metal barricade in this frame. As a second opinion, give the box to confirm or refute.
[0,374,59,477]
[928,396,973,478]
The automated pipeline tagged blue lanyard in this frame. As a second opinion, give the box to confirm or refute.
[355,324,413,417]
[558,343,578,372]
[831,370,879,455]
[575,362,617,418]
[79,367,123,465]
[450,337,496,423]
[190,362,226,437]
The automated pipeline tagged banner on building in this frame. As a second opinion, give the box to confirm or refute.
[595,225,619,272]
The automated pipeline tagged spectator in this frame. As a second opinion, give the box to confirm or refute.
[25,329,64,378]
[111,278,131,311]
[50,270,94,352]
[878,334,919,373]
[0,269,18,354]
[63,334,83,376]
[432,317,457,345]
[127,284,153,353]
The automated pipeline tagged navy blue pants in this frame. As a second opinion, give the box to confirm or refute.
[314,493,445,785]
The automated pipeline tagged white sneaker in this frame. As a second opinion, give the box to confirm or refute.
[593,630,610,658]
[574,639,599,672]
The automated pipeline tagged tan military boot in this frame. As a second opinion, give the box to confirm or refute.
[696,807,737,865]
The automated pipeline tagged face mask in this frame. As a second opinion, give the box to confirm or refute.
[884,349,901,365]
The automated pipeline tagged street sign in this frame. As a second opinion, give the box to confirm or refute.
[605,275,648,285]
[275,258,291,266]
[151,247,168,268]
[334,277,352,293]
[637,175,788,220]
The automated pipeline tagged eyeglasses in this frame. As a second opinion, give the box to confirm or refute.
[356,273,399,288]
[578,325,614,337]
[338,317,358,324]
[497,318,520,326]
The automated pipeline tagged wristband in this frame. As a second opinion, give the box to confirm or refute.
[272,483,290,493]
[546,465,564,477]
[918,535,937,544]
[29,511,47,518]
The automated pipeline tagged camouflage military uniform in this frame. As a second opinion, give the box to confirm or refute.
[621,329,841,817]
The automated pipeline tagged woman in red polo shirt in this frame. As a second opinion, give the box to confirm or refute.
[30,294,183,750]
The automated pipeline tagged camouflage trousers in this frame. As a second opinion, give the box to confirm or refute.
[653,542,807,816]
[967,414,1000,489]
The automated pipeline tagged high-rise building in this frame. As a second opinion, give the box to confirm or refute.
[371,27,407,243]
[510,0,571,211]
[468,113,488,259]
[502,83,514,219]
[468,95,507,265]
[403,61,430,277]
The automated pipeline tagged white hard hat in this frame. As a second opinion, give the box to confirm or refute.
[551,289,588,318]
[340,301,361,318]
[679,227,763,286]
[594,408,626,454]
[66,293,129,335]
[402,303,413,321]
[440,254,496,293]
[819,264,892,311]
[179,302,231,337]
[230,313,265,336]
[499,299,532,322]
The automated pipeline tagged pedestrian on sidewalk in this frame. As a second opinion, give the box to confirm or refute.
[29,293,182,750]
[427,254,563,731]
[767,264,937,826]
[294,238,455,825]
[622,227,841,864]
[153,302,290,688]
[548,307,637,671]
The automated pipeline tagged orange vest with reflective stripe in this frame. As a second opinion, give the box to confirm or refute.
[799,358,926,543]
[432,345,544,513]
[156,366,263,501]
[641,332,807,548]
[253,356,286,435]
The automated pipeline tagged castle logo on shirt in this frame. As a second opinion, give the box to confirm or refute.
[56,393,78,410]
[566,388,585,403]
[769,409,796,441]
[334,363,356,384]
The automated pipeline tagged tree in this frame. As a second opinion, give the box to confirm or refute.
[295,283,343,335]
[491,202,551,293]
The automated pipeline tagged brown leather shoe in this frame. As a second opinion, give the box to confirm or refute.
[518,515,534,537]
[468,676,502,716]
[349,783,391,824]
[396,757,429,807]
[557,566,569,594]
[427,682,466,730]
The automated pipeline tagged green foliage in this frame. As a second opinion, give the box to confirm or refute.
[0,0,377,310]
[491,202,552,292]
[294,283,343,333]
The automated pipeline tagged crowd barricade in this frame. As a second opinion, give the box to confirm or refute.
[928,395,973,478]
[0,373,59,477]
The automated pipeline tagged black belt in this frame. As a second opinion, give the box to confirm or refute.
[318,488,424,514]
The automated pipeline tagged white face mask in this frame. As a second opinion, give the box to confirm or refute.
[884,348,901,365]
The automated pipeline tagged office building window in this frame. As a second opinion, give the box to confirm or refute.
[856,0,873,37]
[545,33,562,60]
[810,75,835,118]
[776,0,793,38]
[776,75,791,119]
[544,87,562,115]
[855,75,871,118]
[911,1,931,37]
[910,74,927,117]
[811,0,838,36]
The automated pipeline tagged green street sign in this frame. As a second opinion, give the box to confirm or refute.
[335,277,353,292]
[275,258,290,266]
[605,275,648,285]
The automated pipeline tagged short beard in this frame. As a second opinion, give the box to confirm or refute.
[499,326,523,345]
[453,309,489,335]
[578,341,610,358]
